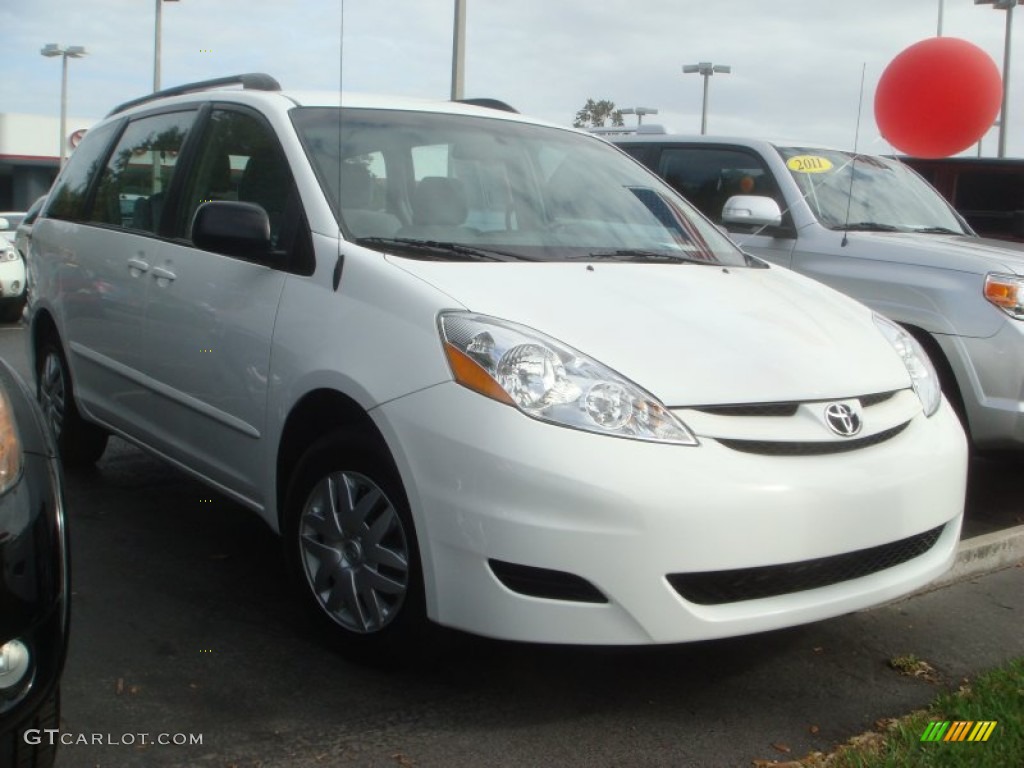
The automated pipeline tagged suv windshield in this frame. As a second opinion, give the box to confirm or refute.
[776,147,969,235]
[291,108,746,265]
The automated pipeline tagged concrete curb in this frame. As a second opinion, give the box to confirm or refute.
[932,523,1024,590]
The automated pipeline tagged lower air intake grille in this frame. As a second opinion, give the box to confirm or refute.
[489,559,608,603]
[667,524,945,605]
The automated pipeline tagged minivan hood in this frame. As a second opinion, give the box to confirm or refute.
[389,259,911,406]
[841,230,1024,275]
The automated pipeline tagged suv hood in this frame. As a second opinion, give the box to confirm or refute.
[390,259,911,406]
[841,230,1024,275]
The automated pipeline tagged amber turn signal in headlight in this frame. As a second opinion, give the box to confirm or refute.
[984,274,1024,319]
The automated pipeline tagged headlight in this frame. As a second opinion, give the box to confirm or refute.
[984,273,1024,319]
[0,386,21,494]
[0,249,18,263]
[873,314,941,417]
[439,313,698,445]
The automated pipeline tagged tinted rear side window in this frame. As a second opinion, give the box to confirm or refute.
[45,120,121,222]
[92,110,196,233]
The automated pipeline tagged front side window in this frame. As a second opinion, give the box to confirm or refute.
[292,108,748,267]
[92,110,196,233]
[777,147,969,235]
[177,109,294,248]
[657,147,784,231]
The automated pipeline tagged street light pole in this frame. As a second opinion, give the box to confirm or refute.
[620,107,659,127]
[682,62,731,135]
[976,0,1019,157]
[154,0,180,92]
[451,0,466,100]
[40,44,87,167]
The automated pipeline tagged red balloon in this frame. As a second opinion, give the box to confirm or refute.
[875,37,1002,158]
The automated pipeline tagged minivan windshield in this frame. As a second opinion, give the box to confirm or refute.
[776,147,969,235]
[292,108,747,265]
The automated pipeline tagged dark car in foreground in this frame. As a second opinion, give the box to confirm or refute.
[0,358,68,767]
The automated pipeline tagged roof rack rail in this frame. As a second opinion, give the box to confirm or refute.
[454,98,519,114]
[107,73,282,117]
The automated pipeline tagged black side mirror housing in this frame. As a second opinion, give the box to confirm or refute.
[192,201,272,259]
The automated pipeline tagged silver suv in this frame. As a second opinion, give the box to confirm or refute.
[615,134,1024,452]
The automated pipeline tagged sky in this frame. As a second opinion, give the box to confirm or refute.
[1,0,1023,157]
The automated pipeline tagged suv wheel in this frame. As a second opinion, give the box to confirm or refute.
[284,433,429,664]
[37,339,108,466]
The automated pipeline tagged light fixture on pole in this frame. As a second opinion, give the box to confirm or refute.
[40,44,87,167]
[620,107,659,126]
[154,0,181,92]
[682,62,731,135]
[975,0,1019,157]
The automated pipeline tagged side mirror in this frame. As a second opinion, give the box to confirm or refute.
[722,195,783,229]
[192,201,271,259]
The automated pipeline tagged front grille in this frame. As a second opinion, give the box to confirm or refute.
[694,402,799,417]
[860,391,897,407]
[691,391,900,418]
[717,422,908,456]
[489,559,608,603]
[667,524,945,605]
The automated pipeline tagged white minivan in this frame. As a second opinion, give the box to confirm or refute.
[27,74,967,662]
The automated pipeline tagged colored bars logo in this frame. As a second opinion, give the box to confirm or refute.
[920,720,998,742]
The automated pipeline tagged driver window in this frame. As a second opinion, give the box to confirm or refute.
[658,147,783,231]
[178,109,293,248]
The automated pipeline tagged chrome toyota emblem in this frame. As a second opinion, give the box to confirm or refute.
[824,403,861,437]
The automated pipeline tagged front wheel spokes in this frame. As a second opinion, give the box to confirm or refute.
[300,470,410,634]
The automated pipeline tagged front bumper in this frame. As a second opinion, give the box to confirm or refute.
[0,451,68,721]
[376,382,967,645]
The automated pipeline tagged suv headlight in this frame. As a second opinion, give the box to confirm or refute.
[984,273,1024,319]
[439,312,698,445]
[873,314,941,417]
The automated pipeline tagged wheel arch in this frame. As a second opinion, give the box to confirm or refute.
[275,388,392,531]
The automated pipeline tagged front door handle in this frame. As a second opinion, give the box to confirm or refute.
[151,266,176,286]
[127,257,149,277]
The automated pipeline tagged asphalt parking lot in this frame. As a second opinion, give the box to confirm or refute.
[1,323,1021,767]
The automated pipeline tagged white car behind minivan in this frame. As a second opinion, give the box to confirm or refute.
[27,75,967,662]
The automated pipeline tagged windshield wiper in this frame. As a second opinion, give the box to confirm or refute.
[908,226,963,235]
[356,237,527,262]
[838,222,903,232]
[586,249,718,265]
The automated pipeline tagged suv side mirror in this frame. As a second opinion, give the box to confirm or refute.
[722,195,783,229]
[192,201,272,259]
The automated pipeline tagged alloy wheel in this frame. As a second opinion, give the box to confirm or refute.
[298,470,410,634]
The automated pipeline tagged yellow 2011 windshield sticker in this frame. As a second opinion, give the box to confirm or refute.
[786,155,834,173]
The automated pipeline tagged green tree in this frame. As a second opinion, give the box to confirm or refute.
[573,99,624,129]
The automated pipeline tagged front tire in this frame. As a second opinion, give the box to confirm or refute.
[0,688,60,768]
[36,338,108,466]
[283,432,429,665]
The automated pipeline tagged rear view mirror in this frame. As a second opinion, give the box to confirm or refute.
[192,201,271,259]
[722,195,783,228]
